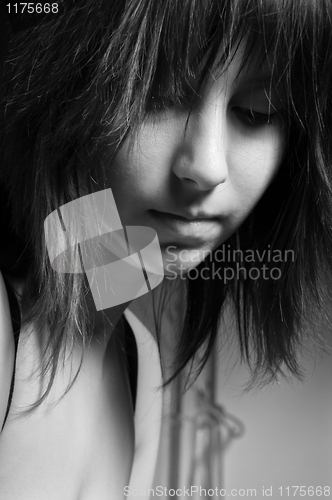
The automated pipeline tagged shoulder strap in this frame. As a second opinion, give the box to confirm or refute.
[122,315,138,413]
[1,273,21,431]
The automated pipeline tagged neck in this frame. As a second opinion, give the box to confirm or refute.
[85,287,132,347]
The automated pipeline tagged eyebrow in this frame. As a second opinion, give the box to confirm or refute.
[233,71,285,98]
[235,68,276,86]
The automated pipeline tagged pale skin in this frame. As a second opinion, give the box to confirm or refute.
[0,48,285,499]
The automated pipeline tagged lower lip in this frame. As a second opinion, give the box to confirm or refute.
[149,210,222,241]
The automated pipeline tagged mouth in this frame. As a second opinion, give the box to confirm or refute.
[149,209,223,242]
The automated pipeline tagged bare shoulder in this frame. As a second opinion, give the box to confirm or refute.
[0,313,135,499]
[0,272,15,430]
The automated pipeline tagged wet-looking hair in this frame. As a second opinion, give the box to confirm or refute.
[1,0,332,408]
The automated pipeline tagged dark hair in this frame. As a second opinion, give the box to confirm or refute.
[1,0,332,407]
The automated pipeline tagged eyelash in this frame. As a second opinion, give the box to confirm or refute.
[147,99,281,128]
[233,107,279,127]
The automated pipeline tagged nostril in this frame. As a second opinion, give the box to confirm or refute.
[172,154,228,191]
[182,177,199,185]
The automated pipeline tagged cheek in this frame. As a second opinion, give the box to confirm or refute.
[229,127,284,210]
[110,122,177,195]
[104,126,174,224]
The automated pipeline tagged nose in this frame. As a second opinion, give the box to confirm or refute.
[172,82,229,191]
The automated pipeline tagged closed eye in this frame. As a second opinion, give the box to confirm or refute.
[147,80,199,113]
[232,106,279,127]
[147,94,195,113]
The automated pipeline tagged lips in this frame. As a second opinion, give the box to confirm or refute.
[150,209,220,222]
[148,209,223,242]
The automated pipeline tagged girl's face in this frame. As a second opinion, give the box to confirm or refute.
[106,49,285,275]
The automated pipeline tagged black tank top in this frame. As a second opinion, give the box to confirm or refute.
[1,276,138,431]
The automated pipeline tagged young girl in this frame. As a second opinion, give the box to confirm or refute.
[1,0,332,498]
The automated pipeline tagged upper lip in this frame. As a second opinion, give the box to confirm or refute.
[152,209,220,221]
